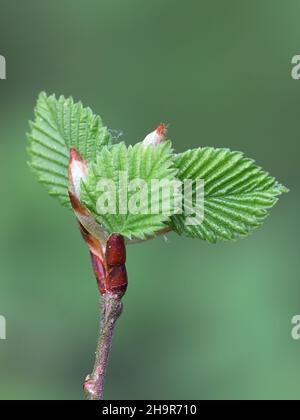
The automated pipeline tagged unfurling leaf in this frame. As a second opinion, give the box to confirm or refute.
[81,141,179,240]
[27,92,112,208]
[170,147,288,243]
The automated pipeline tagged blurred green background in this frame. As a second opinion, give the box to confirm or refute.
[0,0,299,400]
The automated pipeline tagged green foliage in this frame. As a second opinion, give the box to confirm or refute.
[170,148,288,243]
[81,141,178,239]
[27,93,288,242]
[27,92,112,208]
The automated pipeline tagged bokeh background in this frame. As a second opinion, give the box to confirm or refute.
[0,0,299,400]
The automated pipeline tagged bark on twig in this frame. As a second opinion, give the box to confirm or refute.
[84,293,123,400]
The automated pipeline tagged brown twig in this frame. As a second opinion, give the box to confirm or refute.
[84,293,123,400]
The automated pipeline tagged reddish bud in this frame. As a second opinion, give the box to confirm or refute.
[105,234,128,297]
[68,150,129,298]
[107,265,128,297]
[106,234,126,267]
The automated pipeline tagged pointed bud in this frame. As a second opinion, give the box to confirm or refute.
[68,148,108,245]
[69,151,128,299]
[142,123,167,148]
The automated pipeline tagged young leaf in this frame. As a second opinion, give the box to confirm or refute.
[27,92,112,208]
[81,141,179,240]
[170,147,288,243]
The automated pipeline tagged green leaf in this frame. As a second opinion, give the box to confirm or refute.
[170,147,288,243]
[81,141,179,239]
[27,92,112,208]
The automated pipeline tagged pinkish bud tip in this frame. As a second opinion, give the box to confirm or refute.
[70,147,83,162]
[155,123,167,137]
[142,123,168,148]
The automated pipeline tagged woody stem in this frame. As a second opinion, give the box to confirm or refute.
[84,293,123,400]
